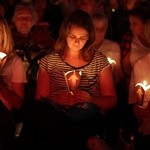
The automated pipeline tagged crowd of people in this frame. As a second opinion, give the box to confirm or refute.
[0,0,150,150]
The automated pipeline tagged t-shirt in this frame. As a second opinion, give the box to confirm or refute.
[1,53,27,90]
[0,52,27,109]
[40,51,110,121]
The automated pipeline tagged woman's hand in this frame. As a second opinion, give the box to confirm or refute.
[51,89,91,106]
[73,89,92,102]
[133,104,149,119]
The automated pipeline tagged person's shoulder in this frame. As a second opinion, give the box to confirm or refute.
[11,52,22,61]
[93,50,110,68]
[134,53,150,68]
[7,52,23,66]
[104,39,119,45]
[138,52,150,63]
[94,50,107,59]
[142,52,150,59]
[103,39,120,49]
[42,52,59,60]
[45,51,59,57]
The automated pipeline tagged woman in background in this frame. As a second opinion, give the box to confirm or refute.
[0,15,27,149]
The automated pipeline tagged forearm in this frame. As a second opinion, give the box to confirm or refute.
[0,86,23,109]
[90,95,117,111]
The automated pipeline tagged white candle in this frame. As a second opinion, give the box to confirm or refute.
[135,80,150,108]
[0,52,6,60]
[64,70,82,93]
[136,80,150,91]
[107,57,116,65]
[107,57,116,70]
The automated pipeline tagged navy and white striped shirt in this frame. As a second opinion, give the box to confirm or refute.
[40,51,110,98]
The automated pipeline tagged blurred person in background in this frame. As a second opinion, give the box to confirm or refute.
[10,2,55,101]
[127,19,150,150]
[91,12,123,85]
[119,4,150,139]
[0,15,27,149]
[91,11,124,148]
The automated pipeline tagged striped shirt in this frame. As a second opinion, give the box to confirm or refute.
[40,51,110,98]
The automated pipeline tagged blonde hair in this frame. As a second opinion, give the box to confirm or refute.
[0,15,14,55]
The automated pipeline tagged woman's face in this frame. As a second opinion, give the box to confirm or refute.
[66,25,89,52]
[129,16,145,37]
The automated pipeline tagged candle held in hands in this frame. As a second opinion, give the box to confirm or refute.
[136,80,150,108]
[0,52,6,60]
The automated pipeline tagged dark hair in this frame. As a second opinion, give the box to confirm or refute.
[129,6,150,23]
[55,9,95,61]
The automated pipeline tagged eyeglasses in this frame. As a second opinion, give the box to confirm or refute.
[67,34,89,42]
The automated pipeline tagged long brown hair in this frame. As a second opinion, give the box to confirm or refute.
[55,9,95,61]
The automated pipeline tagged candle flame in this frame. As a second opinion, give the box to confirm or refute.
[107,57,116,65]
[0,52,7,59]
[135,80,150,91]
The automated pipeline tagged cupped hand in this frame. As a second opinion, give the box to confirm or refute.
[73,89,92,102]
[51,91,80,106]
[51,90,91,106]
[133,104,149,119]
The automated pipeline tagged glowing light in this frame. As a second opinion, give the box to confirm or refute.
[107,57,116,65]
[0,52,6,60]
[135,80,150,91]
[136,80,150,108]
[64,70,82,94]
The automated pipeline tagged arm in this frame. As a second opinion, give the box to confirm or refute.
[90,66,117,111]
[0,56,26,110]
[72,66,117,111]
[36,67,51,100]
[0,80,25,109]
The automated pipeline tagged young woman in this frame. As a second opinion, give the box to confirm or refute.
[0,15,27,149]
[21,9,117,150]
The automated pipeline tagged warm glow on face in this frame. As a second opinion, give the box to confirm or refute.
[66,25,89,51]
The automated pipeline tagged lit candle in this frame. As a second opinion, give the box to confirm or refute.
[0,52,7,70]
[64,70,82,94]
[135,80,150,108]
[136,80,150,91]
[107,57,116,65]
[107,57,116,70]
[0,52,6,60]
